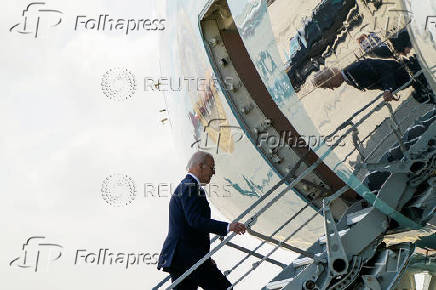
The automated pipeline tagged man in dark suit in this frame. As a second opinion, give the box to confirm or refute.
[157,151,246,289]
[312,30,435,104]
[313,58,410,101]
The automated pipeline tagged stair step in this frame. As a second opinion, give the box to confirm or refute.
[265,278,294,289]
[346,207,372,225]
[318,229,349,244]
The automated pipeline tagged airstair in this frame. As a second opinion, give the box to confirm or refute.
[153,70,436,289]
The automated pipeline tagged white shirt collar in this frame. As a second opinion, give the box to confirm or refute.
[187,172,200,185]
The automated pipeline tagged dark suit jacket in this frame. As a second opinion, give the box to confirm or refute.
[157,174,228,272]
[343,58,410,92]
[343,56,435,104]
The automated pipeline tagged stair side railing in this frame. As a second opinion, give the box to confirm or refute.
[154,71,426,289]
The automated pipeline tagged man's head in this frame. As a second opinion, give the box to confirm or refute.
[312,67,344,89]
[391,29,412,56]
[186,151,215,184]
[357,34,368,44]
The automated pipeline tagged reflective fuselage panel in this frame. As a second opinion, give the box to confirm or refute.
[159,0,324,249]
[231,0,436,197]
[160,0,436,249]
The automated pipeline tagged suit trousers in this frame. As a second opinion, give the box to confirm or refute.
[169,258,232,290]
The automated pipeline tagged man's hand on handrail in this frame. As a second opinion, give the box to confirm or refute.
[383,89,400,102]
[229,222,246,235]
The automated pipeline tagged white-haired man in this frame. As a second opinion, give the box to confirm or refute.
[157,151,246,289]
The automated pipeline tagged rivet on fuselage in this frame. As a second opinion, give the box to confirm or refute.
[209,38,219,47]
[271,153,283,164]
[241,103,253,114]
[219,57,229,66]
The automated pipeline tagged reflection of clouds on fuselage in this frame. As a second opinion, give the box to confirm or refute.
[233,0,264,38]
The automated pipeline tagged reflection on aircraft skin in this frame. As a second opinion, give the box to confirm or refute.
[234,0,264,38]
[312,29,435,104]
[223,169,274,198]
[285,0,361,92]
[356,32,392,58]
[187,110,201,142]
[155,0,436,288]
[256,51,277,77]
[193,75,238,154]
[223,177,260,197]
[158,4,327,252]
[256,50,292,104]
[318,91,344,130]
